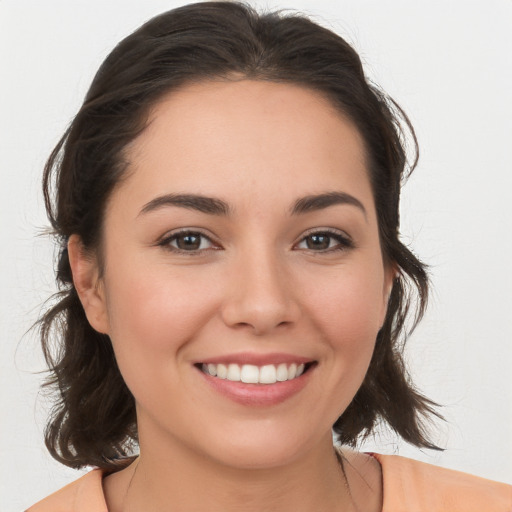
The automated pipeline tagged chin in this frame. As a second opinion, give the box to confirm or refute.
[197,421,323,470]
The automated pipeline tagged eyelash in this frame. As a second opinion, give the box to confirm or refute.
[157,228,354,256]
[158,229,219,255]
[296,229,354,253]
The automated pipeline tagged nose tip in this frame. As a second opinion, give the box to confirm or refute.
[222,308,298,337]
[220,257,300,336]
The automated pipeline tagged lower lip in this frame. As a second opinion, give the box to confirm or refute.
[197,365,315,406]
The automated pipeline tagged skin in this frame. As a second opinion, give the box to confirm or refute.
[69,79,393,511]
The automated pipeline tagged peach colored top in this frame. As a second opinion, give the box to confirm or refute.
[26,453,512,511]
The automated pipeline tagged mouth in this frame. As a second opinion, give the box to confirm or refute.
[193,353,317,405]
[195,361,316,385]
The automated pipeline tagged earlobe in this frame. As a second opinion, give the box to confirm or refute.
[386,267,399,300]
[68,235,110,334]
[380,264,398,328]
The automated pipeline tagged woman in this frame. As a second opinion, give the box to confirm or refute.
[26,1,511,511]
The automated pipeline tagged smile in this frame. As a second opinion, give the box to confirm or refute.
[195,354,316,405]
[200,362,307,384]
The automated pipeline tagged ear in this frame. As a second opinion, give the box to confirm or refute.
[68,234,110,334]
[379,263,398,328]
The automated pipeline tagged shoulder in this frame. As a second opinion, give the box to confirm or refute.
[371,453,512,512]
[25,469,107,512]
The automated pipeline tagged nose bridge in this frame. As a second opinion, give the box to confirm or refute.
[221,237,300,335]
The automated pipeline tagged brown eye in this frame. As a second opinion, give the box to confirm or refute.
[297,231,353,252]
[306,234,331,250]
[175,233,202,250]
[161,231,215,253]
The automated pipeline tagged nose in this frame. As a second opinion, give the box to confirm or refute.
[220,248,301,336]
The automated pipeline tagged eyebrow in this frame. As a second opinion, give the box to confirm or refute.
[139,193,231,216]
[139,191,366,218]
[291,191,366,218]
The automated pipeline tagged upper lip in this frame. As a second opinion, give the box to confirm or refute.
[197,352,315,366]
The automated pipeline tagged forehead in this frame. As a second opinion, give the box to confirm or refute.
[118,79,374,217]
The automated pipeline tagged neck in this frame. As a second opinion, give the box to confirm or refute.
[105,431,359,512]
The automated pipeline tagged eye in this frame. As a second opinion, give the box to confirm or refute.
[296,230,354,252]
[159,230,217,254]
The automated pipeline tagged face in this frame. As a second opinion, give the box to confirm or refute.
[74,79,393,469]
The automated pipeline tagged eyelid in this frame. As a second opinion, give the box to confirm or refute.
[294,227,354,252]
[156,226,354,255]
[157,228,221,255]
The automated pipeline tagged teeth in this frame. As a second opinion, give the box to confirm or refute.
[201,362,309,384]
[240,364,259,384]
[276,363,288,381]
[259,364,277,384]
[227,364,241,381]
[217,363,227,379]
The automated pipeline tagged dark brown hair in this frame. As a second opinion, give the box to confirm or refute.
[40,0,442,471]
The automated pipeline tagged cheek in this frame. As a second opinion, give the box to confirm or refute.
[303,264,387,374]
[104,265,219,356]
[292,266,386,425]
[310,268,386,335]
[101,266,224,417]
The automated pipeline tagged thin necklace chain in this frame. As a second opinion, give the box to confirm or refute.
[121,457,140,512]
[335,449,362,512]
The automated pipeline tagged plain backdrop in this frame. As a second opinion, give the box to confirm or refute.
[1,1,511,510]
